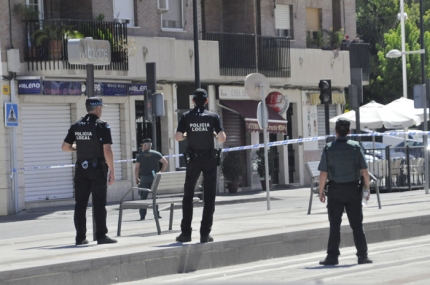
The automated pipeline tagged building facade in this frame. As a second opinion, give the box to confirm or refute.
[0,0,360,215]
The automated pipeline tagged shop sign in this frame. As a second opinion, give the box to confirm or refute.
[93,82,127,96]
[43,81,82,95]
[245,119,287,134]
[129,84,147,95]
[219,86,251,100]
[18,79,41,94]
[266,91,290,114]
[68,38,111,65]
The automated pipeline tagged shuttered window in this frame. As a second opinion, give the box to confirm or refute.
[113,0,134,26]
[275,4,293,38]
[317,105,336,150]
[102,104,123,180]
[161,0,183,30]
[22,104,74,201]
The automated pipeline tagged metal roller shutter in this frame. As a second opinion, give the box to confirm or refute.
[22,104,74,201]
[317,105,337,150]
[222,108,248,185]
[102,104,123,180]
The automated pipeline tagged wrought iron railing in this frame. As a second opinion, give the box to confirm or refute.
[202,32,291,78]
[24,19,128,71]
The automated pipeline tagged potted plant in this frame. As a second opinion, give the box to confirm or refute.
[221,151,244,193]
[32,24,63,59]
[255,148,275,190]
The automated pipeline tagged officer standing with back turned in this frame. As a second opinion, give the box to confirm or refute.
[62,97,117,245]
[175,88,226,243]
[318,118,372,265]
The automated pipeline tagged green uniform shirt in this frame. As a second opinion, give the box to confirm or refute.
[318,137,367,183]
[136,150,163,183]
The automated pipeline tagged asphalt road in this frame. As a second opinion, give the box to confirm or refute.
[119,234,430,285]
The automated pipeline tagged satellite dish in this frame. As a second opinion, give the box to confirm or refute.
[257,101,268,129]
[244,73,269,101]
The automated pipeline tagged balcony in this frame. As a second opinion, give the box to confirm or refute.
[23,19,128,71]
[202,32,291,78]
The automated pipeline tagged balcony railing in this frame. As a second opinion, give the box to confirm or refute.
[24,19,128,71]
[202,32,291,78]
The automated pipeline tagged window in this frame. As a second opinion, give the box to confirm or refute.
[306,8,321,40]
[162,0,184,30]
[275,4,293,38]
[113,0,135,26]
[27,0,43,19]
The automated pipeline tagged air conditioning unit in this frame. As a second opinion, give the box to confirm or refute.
[157,0,169,12]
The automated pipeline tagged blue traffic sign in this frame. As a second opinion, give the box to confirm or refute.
[5,103,18,127]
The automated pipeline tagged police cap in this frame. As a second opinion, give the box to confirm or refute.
[335,118,350,130]
[85,97,106,107]
[193,88,208,100]
[142,138,152,144]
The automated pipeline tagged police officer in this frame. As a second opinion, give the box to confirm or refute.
[134,138,168,220]
[318,118,372,265]
[62,97,117,245]
[174,88,226,243]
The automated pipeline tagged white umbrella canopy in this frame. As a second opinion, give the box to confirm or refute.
[378,97,426,128]
[329,100,384,129]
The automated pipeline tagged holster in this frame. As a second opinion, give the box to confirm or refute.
[358,176,365,193]
[215,148,222,166]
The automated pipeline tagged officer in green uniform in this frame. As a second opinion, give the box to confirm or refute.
[318,118,372,265]
[134,138,168,220]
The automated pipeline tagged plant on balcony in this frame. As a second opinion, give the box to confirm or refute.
[32,24,63,59]
[306,30,324,49]
[13,3,39,21]
[221,151,244,193]
[324,27,345,50]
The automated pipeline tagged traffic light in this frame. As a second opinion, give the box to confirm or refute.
[319,79,332,104]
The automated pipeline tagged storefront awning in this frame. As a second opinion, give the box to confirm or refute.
[220,100,287,134]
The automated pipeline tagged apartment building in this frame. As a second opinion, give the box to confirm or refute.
[0,0,365,215]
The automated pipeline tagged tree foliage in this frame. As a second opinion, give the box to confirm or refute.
[357,0,430,103]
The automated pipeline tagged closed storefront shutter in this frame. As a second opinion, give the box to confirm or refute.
[22,104,74,201]
[102,104,123,180]
[222,108,248,185]
[317,105,337,150]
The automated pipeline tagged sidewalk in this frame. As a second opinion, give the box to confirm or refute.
[1,187,430,285]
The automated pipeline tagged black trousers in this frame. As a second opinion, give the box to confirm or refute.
[74,164,108,241]
[181,156,217,236]
[139,179,159,219]
[326,181,368,258]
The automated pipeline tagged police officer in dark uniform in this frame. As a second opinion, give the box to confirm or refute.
[62,97,117,245]
[318,118,372,265]
[174,88,226,243]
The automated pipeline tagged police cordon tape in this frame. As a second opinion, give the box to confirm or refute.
[10,131,429,173]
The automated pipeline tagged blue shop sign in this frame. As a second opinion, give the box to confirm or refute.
[18,80,41,94]
[129,84,147,96]
[93,82,127,96]
[43,81,82,95]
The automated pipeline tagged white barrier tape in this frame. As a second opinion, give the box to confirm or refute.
[11,131,430,172]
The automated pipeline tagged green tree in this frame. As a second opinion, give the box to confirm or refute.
[357,0,430,103]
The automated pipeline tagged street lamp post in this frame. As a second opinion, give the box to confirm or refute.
[399,0,407,98]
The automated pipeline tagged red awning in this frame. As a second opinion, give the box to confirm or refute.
[220,100,287,134]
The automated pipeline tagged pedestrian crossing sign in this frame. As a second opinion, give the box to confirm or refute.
[5,103,18,127]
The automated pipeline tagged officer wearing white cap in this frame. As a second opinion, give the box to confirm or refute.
[317,118,372,265]
[62,97,117,245]
[175,88,226,243]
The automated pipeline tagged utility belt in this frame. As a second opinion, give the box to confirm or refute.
[325,180,360,196]
[183,148,222,166]
[76,158,106,169]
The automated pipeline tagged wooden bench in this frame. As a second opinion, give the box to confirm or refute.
[117,171,203,236]
[305,161,321,214]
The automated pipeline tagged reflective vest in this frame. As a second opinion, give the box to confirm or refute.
[74,117,104,161]
[326,139,362,183]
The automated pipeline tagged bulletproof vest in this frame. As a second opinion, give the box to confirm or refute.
[74,118,104,161]
[326,140,362,183]
[186,110,215,151]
